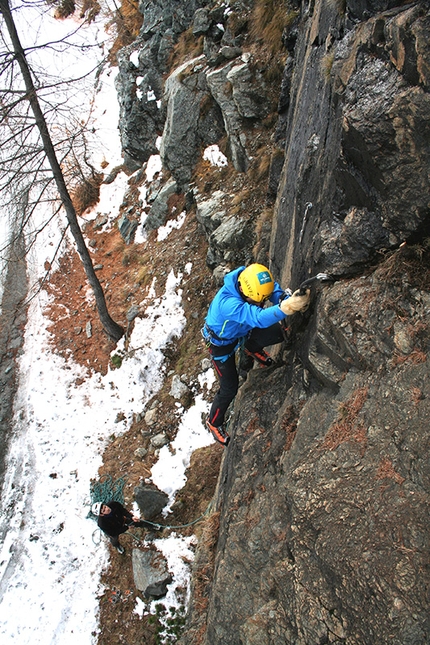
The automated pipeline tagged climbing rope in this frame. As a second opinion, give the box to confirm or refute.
[137,497,215,531]
[91,498,215,546]
[88,474,126,520]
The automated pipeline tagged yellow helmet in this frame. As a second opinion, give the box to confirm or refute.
[238,264,274,303]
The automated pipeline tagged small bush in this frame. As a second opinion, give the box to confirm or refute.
[249,0,299,55]
[110,354,122,369]
[168,29,204,72]
[106,0,143,61]
[71,174,103,216]
[321,51,335,80]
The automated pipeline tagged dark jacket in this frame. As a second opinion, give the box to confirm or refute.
[97,501,133,538]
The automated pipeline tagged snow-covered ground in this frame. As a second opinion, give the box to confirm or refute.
[0,242,215,643]
[0,7,220,643]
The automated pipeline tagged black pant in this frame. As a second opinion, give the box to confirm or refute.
[208,323,284,427]
[108,520,153,546]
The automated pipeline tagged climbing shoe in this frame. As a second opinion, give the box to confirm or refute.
[116,545,125,555]
[244,348,274,367]
[206,419,230,446]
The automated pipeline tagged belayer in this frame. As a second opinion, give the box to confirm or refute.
[92,500,153,554]
[202,263,310,446]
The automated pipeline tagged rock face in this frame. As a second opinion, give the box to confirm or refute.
[115,0,271,186]
[269,1,430,286]
[115,0,429,643]
[187,262,429,645]
[176,2,430,645]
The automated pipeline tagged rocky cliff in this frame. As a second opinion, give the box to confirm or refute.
[115,1,429,643]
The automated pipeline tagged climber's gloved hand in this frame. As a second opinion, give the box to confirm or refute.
[279,289,311,315]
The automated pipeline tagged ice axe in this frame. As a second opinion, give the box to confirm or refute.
[296,272,334,296]
[279,273,334,343]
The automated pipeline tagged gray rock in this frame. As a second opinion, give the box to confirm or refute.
[85,321,92,338]
[169,374,190,399]
[210,215,247,250]
[219,45,242,61]
[201,358,212,371]
[195,191,226,235]
[134,447,148,459]
[227,60,269,119]
[93,213,109,229]
[144,579,172,599]
[126,305,140,323]
[144,408,158,426]
[206,61,249,172]
[115,41,161,171]
[132,548,172,599]
[145,178,177,230]
[193,8,210,36]
[134,483,168,519]
[160,56,208,188]
[212,265,231,286]
[150,433,168,448]
[118,214,138,245]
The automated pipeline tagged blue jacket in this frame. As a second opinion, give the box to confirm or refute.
[204,267,286,346]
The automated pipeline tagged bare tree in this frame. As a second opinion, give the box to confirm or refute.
[0,0,124,341]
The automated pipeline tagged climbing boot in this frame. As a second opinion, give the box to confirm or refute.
[206,419,230,446]
[244,348,274,367]
[116,545,125,555]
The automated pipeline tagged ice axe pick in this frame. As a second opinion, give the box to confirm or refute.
[296,273,334,296]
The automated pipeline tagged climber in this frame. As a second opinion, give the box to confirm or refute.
[92,500,152,554]
[202,263,310,446]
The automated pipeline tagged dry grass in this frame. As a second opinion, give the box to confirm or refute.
[106,0,143,62]
[280,405,299,451]
[231,188,251,207]
[376,457,405,485]
[321,387,369,452]
[71,173,103,216]
[374,243,430,291]
[193,511,220,614]
[121,245,141,267]
[168,29,204,72]
[392,349,427,367]
[249,0,299,56]
[52,0,101,21]
[321,51,335,80]
[248,148,272,183]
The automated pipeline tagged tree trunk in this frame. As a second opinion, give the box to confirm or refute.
[0,0,124,342]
